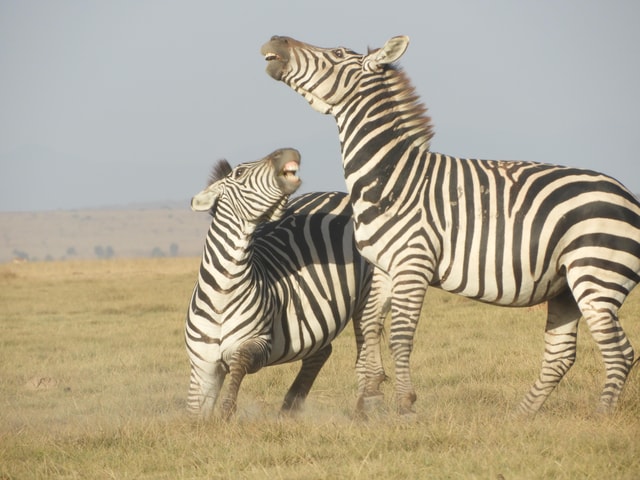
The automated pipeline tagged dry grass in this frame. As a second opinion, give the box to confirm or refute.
[1,258,639,479]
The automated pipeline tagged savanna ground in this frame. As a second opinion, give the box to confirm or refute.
[1,258,639,479]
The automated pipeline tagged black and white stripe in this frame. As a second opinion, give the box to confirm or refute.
[185,148,381,419]
[261,35,639,415]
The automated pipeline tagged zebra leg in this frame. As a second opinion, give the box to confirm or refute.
[355,272,391,414]
[389,277,428,416]
[516,289,581,415]
[580,303,635,414]
[186,360,227,420]
[281,344,333,413]
[220,338,270,420]
[352,307,369,410]
[355,311,387,412]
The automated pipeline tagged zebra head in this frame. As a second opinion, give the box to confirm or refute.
[261,35,410,114]
[191,148,302,225]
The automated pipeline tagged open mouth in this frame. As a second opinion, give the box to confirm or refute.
[261,39,290,80]
[264,52,281,62]
[281,161,300,183]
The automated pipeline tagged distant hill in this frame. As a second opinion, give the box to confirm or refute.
[0,203,211,263]
[5,193,640,264]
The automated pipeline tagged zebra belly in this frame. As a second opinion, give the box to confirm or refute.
[432,226,570,306]
[432,266,568,307]
[352,215,566,307]
[353,215,568,307]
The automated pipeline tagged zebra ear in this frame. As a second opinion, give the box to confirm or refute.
[370,35,409,67]
[191,184,221,212]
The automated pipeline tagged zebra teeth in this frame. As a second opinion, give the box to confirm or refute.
[265,53,281,61]
[281,161,299,180]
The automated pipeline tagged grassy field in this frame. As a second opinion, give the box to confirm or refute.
[1,258,639,479]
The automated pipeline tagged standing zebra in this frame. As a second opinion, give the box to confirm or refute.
[260,35,640,416]
[185,148,384,419]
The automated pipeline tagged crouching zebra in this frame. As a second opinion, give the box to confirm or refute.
[185,148,385,420]
[261,35,640,416]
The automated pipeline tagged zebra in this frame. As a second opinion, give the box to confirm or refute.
[185,147,384,419]
[260,35,640,416]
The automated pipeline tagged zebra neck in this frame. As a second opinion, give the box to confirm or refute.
[335,69,433,179]
[199,216,256,296]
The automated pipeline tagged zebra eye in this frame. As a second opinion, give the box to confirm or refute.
[233,167,247,179]
[333,49,344,58]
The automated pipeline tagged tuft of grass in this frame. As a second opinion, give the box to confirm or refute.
[1,258,638,479]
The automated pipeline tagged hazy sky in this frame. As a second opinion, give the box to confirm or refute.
[1,0,639,212]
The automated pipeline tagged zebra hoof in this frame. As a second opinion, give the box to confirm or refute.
[362,393,384,410]
[278,403,304,419]
[220,400,237,421]
[513,398,545,419]
[594,403,615,416]
[396,392,417,417]
[397,404,417,418]
[356,392,384,412]
[398,410,419,423]
[511,409,536,421]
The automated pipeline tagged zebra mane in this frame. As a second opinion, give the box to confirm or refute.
[367,44,434,148]
[386,66,435,149]
[208,159,233,186]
